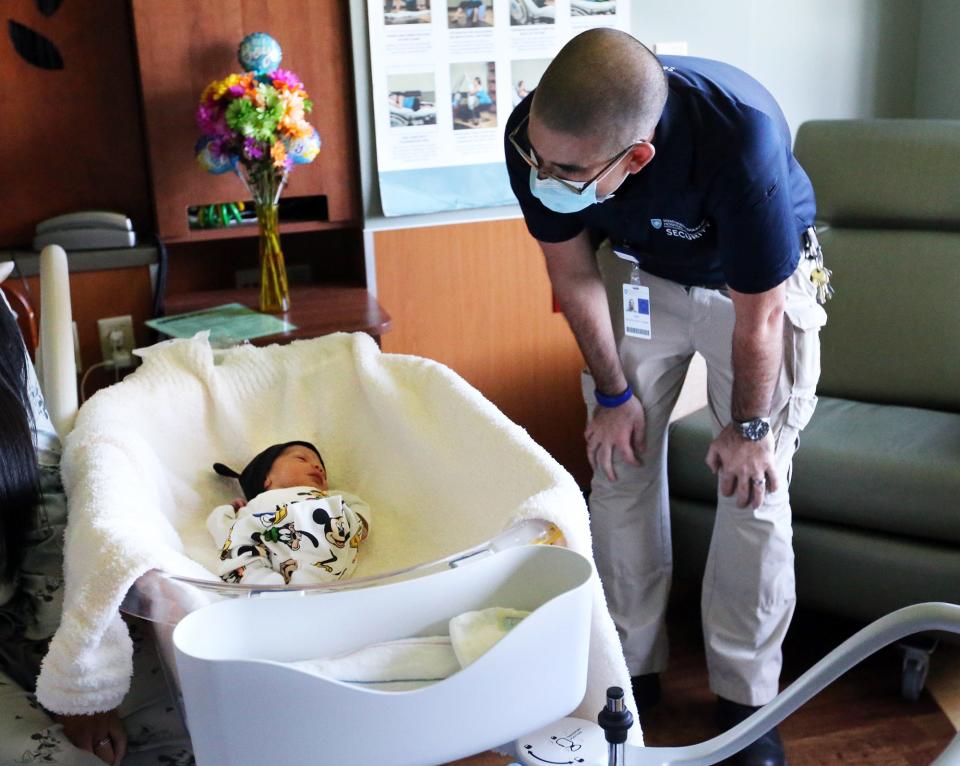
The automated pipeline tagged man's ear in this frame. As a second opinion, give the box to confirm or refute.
[625,142,656,175]
[264,476,273,489]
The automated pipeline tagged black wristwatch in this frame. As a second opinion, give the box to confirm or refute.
[734,417,770,442]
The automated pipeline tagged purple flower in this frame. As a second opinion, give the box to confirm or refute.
[269,68,304,92]
[196,101,231,136]
[243,138,265,160]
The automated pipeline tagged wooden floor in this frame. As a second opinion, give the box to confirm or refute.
[448,589,956,766]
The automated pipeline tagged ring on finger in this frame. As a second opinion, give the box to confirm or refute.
[94,737,111,750]
[750,477,766,486]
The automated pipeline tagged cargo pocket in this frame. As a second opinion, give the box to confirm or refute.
[785,391,818,432]
[783,301,826,404]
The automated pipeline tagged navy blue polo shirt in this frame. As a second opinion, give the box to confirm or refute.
[504,56,816,293]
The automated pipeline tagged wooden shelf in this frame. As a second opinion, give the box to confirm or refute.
[166,219,362,244]
[164,284,392,343]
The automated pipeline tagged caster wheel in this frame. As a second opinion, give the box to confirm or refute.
[901,653,929,700]
[899,636,938,701]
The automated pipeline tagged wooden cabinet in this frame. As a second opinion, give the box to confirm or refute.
[373,219,591,486]
[130,0,361,243]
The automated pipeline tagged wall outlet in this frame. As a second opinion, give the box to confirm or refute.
[97,315,135,364]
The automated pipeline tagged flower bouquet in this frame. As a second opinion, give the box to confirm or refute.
[195,33,320,312]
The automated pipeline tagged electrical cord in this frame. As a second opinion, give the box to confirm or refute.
[81,330,135,401]
[80,361,116,402]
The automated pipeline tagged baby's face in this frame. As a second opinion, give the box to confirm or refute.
[264,445,328,492]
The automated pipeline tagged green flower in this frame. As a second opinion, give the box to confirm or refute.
[225,84,284,143]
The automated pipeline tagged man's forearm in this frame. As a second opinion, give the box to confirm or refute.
[541,235,626,395]
[730,311,783,422]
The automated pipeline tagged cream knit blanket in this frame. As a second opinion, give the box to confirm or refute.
[37,332,640,742]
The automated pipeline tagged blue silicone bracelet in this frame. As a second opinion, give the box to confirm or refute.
[595,384,633,408]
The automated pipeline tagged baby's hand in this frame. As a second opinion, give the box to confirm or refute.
[230,498,247,513]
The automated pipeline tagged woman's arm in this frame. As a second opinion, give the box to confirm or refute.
[57,710,127,766]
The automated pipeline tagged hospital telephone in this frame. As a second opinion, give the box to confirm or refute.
[33,210,137,252]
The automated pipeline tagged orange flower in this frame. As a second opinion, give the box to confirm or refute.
[285,119,313,139]
[270,141,288,169]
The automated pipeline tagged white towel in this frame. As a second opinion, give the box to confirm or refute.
[289,606,529,690]
[292,636,460,691]
[38,332,642,743]
[449,607,529,668]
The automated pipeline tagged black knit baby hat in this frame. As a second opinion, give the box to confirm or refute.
[213,440,324,500]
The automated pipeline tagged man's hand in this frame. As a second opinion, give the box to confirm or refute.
[57,709,127,765]
[705,424,778,509]
[585,396,646,482]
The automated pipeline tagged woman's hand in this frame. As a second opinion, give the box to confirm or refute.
[230,497,247,512]
[56,709,127,765]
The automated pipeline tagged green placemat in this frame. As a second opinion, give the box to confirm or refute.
[146,303,297,344]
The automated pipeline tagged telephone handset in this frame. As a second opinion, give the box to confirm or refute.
[33,210,137,251]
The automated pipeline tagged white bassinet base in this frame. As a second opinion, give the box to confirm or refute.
[173,545,594,766]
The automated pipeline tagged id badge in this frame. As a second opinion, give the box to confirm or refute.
[623,283,651,339]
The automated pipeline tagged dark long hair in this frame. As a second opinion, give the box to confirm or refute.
[0,298,40,580]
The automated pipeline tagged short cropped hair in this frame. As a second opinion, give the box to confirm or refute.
[531,29,668,154]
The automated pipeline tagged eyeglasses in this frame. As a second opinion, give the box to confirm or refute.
[508,114,645,194]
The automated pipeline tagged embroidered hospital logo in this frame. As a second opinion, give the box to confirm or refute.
[651,218,711,241]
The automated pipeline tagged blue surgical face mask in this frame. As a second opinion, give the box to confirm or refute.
[529,167,620,214]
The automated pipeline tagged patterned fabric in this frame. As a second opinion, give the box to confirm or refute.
[207,487,371,584]
[0,458,65,690]
[0,622,193,765]
[0,293,194,763]
[0,293,65,692]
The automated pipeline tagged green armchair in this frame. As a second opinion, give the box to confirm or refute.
[667,120,960,680]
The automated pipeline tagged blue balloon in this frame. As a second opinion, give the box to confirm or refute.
[285,128,321,165]
[195,137,236,175]
[238,32,282,74]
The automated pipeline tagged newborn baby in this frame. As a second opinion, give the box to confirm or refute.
[208,441,370,585]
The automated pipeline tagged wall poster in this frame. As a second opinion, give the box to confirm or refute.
[369,0,631,216]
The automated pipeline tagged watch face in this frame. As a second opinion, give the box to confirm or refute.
[738,418,770,441]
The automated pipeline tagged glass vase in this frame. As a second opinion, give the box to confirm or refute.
[254,201,289,313]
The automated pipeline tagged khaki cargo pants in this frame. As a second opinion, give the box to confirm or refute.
[586,237,826,705]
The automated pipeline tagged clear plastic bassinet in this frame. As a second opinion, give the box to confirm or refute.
[119,518,568,725]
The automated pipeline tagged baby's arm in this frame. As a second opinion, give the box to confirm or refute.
[218,543,285,585]
[207,502,240,544]
[341,493,372,542]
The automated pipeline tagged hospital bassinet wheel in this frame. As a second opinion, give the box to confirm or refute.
[898,635,939,701]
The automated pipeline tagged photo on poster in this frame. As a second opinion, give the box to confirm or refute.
[446,0,494,28]
[388,73,438,127]
[510,0,555,25]
[384,0,432,25]
[571,0,616,16]
[511,58,550,106]
[450,62,497,129]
